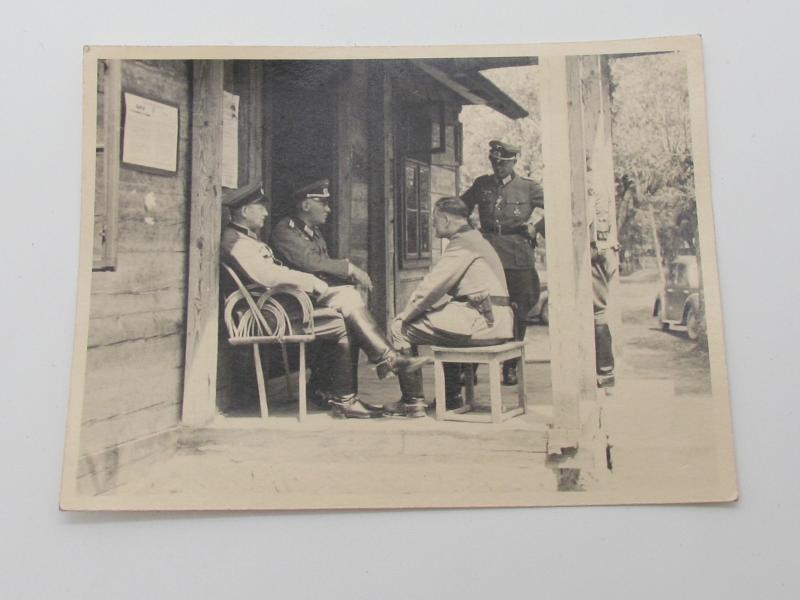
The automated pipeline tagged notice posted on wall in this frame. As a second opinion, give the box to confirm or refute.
[121,93,178,173]
[222,91,239,189]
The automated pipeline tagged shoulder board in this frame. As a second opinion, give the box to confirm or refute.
[520,175,535,182]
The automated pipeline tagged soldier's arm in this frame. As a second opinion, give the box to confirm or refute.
[395,252,474,322]
[228,240,328,295]
[460,178,481,212]
[270,225,350,279]
[529,180,545,237]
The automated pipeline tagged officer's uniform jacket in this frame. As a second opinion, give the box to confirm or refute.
[221,222,326,295]
[397,228,514,341]
[461,172,544,270]
[269,216,351,285]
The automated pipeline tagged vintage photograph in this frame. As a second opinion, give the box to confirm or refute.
[60,37,736,510]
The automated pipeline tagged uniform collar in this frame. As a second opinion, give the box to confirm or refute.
[289,216,318,240]
[449,224,474,240]
[496,172,515,186]
[229,221,260,240]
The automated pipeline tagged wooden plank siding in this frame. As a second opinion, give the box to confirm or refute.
[78,60,192,493]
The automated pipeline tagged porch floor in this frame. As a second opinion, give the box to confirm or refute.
[98,280,728,507]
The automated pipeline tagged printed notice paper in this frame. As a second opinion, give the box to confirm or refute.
[122,93,178,172]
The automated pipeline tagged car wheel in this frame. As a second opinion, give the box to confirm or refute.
[540,298,549,325]
[685,305,701,341]
[655,300,669,331]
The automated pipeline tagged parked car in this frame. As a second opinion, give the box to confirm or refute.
[653,255,703,340]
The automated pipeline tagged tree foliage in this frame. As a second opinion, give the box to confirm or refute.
[460,65,543,190]
[610,53,698,268]
[459,55,698,272]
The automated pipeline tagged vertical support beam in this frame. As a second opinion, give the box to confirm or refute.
[540,55,596,450]
[260,62,274,234]
[367,62,395,327]
[334,64,353,260]
[248,61,264,185]
[182,60,224,426]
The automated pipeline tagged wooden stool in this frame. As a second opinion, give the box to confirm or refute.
[432,341,527,423]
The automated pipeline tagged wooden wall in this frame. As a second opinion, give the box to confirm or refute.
[78,60,191,494]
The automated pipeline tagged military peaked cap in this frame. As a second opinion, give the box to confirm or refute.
[293,178,332,201]
[223,180,267,209]
[489,140,521,160]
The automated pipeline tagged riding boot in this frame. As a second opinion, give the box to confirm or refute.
[329,394,385,419]
[441,362,465,409]
[383,362,427,418]
[595,322,615,388]
[503,306,525,386]
[502,359,518,386]
[345,307,429,378]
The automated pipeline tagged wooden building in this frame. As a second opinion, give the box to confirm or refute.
[74,55,617,495]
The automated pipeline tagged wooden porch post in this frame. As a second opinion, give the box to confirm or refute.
[540,55,597,451]
[367,63,396,328]
[182,61,224,426]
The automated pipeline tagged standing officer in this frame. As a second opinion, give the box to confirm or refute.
[386,196,514,417]
[270,178,428,402]
[461,140,544,385]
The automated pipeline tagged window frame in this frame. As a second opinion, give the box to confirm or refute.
[93,59,122,271]
[399,158,432,269]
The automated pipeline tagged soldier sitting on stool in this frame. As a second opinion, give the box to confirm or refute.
[385,196,514,418]
[270,178,429,412]
[222,181,427,419]
[461,140,545,387]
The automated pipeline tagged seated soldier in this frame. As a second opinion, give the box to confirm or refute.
[385,196,515,418]
[270,178,427,404]
[221,181,426,419]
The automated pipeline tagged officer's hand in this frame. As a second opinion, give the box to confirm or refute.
[312,278,329,298]
[349,264,373,292]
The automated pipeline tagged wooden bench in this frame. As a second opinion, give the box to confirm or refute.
[431,341,527,423]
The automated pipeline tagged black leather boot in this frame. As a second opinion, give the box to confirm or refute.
[502,359,518,386]
[383,357,427,418]
[329,394,386,419]
[443,363,465,409]
[345,307,430,378]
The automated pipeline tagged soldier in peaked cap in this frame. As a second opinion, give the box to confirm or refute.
[265,178,429,415]
[220,181,426,419]
[461,140,545,386]
[271,179,373,291]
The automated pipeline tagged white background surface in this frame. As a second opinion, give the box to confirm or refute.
[1,1,798,598]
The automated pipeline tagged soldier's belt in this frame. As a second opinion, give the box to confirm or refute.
[482,224,528,236]
[453,295,511,307]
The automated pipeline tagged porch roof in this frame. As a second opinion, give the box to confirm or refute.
[413,56,537,119]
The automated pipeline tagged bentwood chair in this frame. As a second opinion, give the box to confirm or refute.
[221,263,317,421]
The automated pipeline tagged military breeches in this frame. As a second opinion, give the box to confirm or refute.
[592,250,616,325]
[504,268,540,340]
[317,285,366,318]
[305,307,353,396]
[390,317,501,350]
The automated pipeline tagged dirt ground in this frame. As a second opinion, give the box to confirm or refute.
[615,266,711,396]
